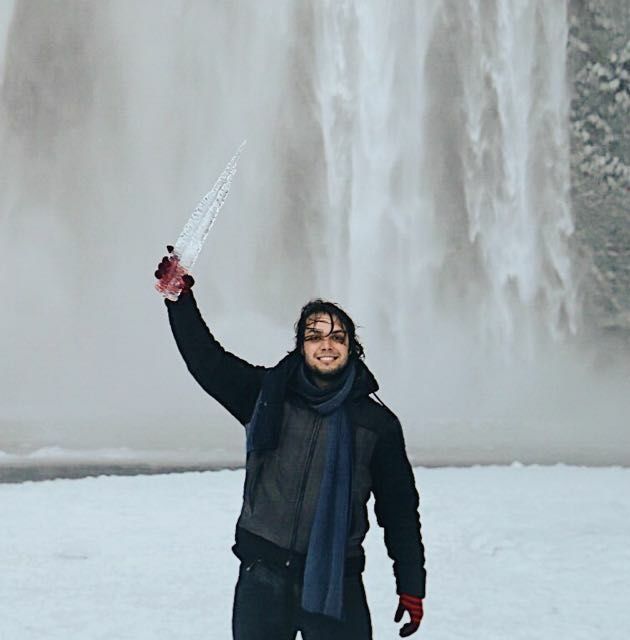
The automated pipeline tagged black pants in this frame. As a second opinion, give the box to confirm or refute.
[232,559,373,640]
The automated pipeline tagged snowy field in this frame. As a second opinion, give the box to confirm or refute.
[2,465,629,639]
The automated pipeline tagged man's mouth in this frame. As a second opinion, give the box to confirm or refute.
[316,355,338,364]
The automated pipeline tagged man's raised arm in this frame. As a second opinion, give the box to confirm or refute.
[163,281,266,426]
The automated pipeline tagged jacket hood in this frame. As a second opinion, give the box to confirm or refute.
[351,359,379,399]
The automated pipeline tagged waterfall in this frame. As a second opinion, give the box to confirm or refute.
[454,0,578,349]
[2,1,628,466]
[312,0,578,357]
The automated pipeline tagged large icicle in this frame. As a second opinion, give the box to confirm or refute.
[155,140,246,301]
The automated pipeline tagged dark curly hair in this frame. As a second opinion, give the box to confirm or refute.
[294,299,365,360]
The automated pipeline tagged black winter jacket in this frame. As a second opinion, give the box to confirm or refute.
[165,292,426,597]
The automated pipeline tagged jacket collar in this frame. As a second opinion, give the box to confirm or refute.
[350,359,379,399]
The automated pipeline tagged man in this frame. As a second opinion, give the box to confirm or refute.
[155,251,426,639]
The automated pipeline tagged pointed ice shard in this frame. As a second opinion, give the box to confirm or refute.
[156,141,246,301]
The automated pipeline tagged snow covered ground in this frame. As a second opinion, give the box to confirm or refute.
[1,465,629,639]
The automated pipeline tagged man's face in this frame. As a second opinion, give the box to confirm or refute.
[302,313,350,379]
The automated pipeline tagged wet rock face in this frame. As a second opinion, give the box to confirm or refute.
[568,0,630,336]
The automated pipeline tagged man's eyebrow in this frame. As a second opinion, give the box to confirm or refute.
[304,326,347,336]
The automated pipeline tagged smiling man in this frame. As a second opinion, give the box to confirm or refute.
[302,313,350,378]
[156,255,426,640]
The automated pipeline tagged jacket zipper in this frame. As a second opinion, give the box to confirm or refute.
[285,414,322,567]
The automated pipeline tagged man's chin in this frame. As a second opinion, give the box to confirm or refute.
[306,361,348,381]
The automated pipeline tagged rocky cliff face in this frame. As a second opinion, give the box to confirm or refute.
[568,0,630,337]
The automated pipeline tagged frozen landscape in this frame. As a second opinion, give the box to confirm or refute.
[1,3,629,638]
[2,464,629,639]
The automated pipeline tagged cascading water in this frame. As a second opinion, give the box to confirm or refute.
[313,2,443,345]
[312,0,578,358]
[1,1,628,468]
[454,0,578,350]
[297,0,626,465]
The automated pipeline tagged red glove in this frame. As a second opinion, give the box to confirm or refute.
[154,245,195,294]
[394,593,423,637]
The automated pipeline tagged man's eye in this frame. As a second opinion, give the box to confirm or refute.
[331,334,347,343]
[305,335,322,342]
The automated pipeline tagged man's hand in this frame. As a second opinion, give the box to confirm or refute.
[394,594,423,637]
[154,245,195,294]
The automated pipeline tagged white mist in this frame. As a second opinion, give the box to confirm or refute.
[0,1,628,467]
